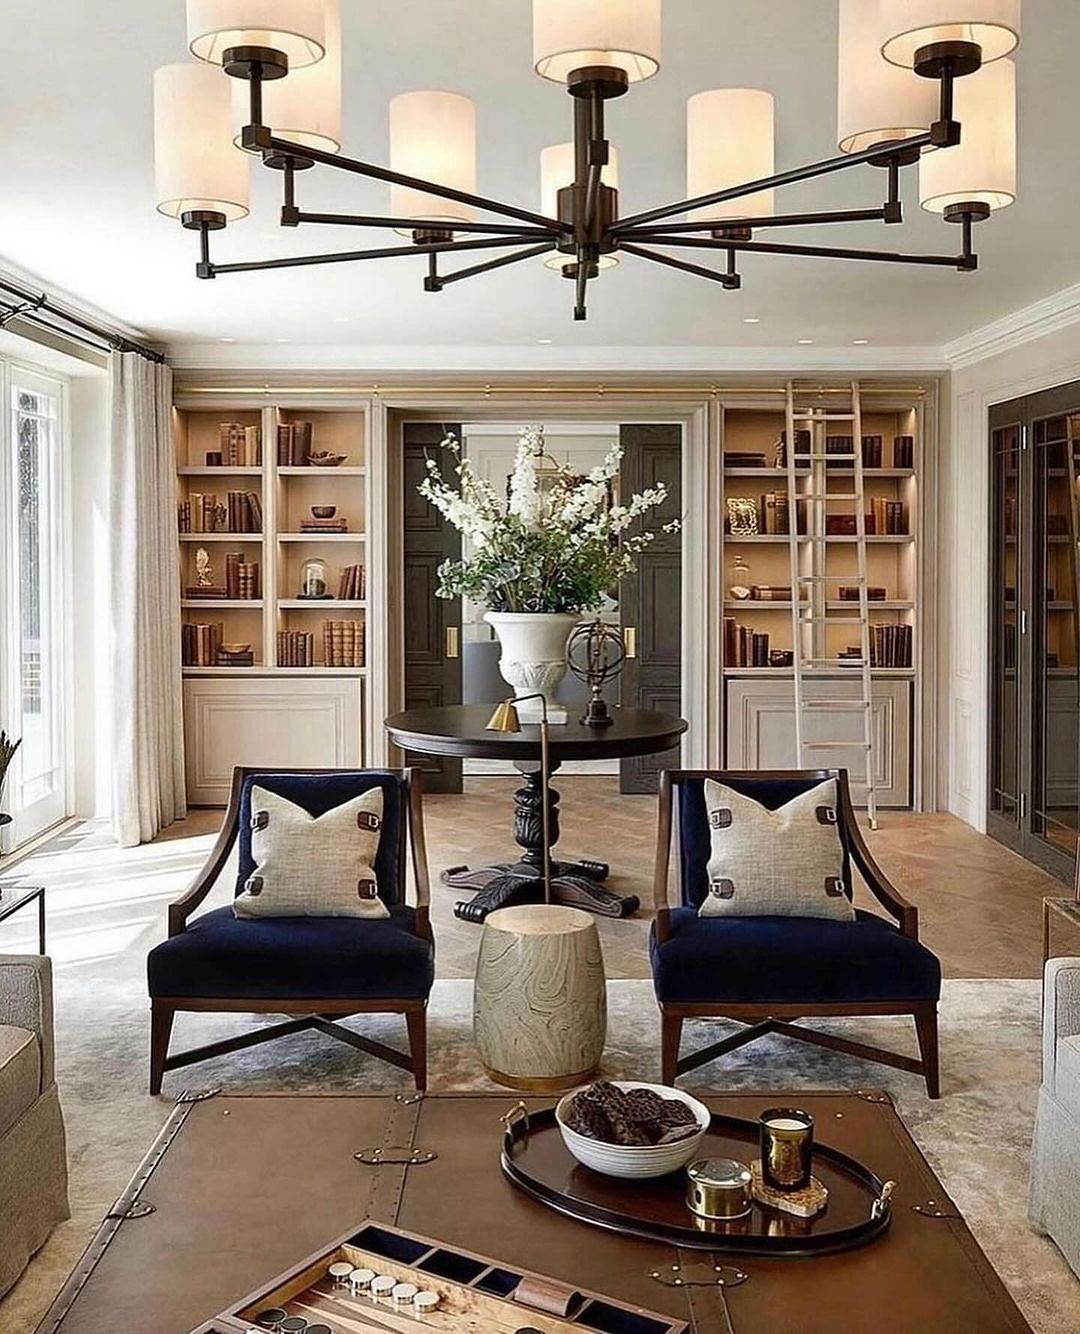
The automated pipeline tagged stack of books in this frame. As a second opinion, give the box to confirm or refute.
[893,435,915,468]
[219,423,261,466]
[825,435,855,466]
[182,622,223,666]
[838,586,887,600]
[724,451,768,468]
[337,563,366,599]
[750,584,792,601]
[861,435,884,468]
[758,491,791,534]
[867,498,907,534]
[225,552,261,599]
[723,618,771,667]
[841,624,913,668]
[178,491,261,533]
[322,619,365,667]
[216,644,254,667]
[300,515,349,533]
[277,421,314,466]
[278,631,315,667]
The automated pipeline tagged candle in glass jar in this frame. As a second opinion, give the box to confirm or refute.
[759,1106,814,1192]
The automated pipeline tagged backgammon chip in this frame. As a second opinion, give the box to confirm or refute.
[370,1274,397,1298]
[349,1267,376,1291]
[414,1290,440,1312]
[327,1261,353,1283]
[392,1282,419,1304]
[254,1312,287,1331]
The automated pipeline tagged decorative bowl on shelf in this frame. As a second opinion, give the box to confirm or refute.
[310,505,338,519]
[555,1081,710,1179]
[307,452,348,467]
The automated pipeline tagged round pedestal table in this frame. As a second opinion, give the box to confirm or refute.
[473,904,607,1092]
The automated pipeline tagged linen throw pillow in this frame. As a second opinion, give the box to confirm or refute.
[697,778,854,921]
[233,785,389,919]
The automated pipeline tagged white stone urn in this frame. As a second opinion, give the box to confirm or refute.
[485,611,580,722]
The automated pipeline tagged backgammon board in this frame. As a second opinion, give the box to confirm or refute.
[194,1219,688,1333]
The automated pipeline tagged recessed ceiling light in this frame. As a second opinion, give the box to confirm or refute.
[274,337,290,343]
[798,338,814,345]
[219,336,235,343]
[853,337,870,345]
[537,337,553,344]
[743,317,760,324]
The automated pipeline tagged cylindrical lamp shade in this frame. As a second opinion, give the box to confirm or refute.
[533,0,661,84]
[540,142,620,270]
[919,57,1015,211]
[232,0,340,150]
[187,0,325,68]
[155,63,250,222]
[837,0,938,153]
[881,0,1020,68]
[389,91,477,225]
[687,89,774,223]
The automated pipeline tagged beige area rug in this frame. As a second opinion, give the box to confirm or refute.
[0,826,1077,1332]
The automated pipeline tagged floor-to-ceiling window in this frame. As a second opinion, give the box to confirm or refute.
[0,365,69,847]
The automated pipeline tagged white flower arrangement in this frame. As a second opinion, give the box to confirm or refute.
[418,426,679,613]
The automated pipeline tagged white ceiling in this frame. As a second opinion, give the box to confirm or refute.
[0,0,1074,357]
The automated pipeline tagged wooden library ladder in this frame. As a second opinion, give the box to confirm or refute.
[784,380,879,830]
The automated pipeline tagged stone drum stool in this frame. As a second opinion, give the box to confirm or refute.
[473,904,607,1092]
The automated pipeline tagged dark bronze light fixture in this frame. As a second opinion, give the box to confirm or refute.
[156,0,1021,322]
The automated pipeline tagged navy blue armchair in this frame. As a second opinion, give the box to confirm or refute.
[147,767,434,1094]
[651,769,942,1098]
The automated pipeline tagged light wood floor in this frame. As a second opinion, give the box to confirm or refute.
[161,776,1075,979]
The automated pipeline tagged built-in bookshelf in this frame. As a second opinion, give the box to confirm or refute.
[174,404,369,675]
[720,391,920,678]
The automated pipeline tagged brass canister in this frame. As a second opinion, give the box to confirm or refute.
[686,1157,753,1220]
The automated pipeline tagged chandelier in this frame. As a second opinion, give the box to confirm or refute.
[155,0,1021,322]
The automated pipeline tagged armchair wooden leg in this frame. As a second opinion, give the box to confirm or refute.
[914,1003,940,1099]
[405,1008,428,1093]
[661,1011,683,1086]
[150,1002,175,1096]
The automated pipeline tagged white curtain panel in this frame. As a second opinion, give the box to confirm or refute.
[107,352,186,846]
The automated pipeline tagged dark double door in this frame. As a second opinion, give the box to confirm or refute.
[401,421,683,795]
[989,382,1080,883]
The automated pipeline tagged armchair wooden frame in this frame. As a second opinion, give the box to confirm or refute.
[150,767,433,1096]
[654,769,940,1099]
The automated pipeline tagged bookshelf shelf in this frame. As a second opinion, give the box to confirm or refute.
[181,599,264,609]
[277,599,367,610]
[726,534,913,544]
[724,467,915,479]
[179,533,264,542]
[723,600,914,611]
[175,404,372,798]
[724,667,916,678]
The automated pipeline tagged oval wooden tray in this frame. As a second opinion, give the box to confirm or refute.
[501,1105,894,1256]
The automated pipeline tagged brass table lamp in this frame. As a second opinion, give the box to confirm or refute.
[486,693,552,904]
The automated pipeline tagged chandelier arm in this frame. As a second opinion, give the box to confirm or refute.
[610,131,933,234]
[611,206,890,239]
[574,259,589,322]
[267,135,569,234]
[623,233,976,272]
[285,211,561,239]
[204,234,549,278]
[425,242,557,291]
[618,242,740,289]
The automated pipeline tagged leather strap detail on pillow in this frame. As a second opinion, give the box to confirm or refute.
[709,808,733,830]
[816,805,838,826]
[245,875,264,896]
[251,810,270,831]
[357,811,381,832]
[710,877,735,899]
[825,876,845,897]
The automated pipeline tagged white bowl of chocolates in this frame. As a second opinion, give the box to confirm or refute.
[555,1080,710,1179]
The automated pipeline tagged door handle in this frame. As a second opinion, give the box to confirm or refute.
[445,626,460,659]
[624,626,637,659]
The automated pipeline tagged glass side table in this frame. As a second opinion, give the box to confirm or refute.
[1043,896,1080,967]
[0,884,46,955]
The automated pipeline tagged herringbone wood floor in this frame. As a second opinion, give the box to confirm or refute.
[165,776,1074,979]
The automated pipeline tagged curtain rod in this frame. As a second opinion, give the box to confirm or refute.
[0,276,165,364]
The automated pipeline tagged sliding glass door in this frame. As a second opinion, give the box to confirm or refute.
[0,367,68,847]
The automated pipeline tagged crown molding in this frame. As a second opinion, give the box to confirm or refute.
[943,282,1080,370]
[168,341,947,374]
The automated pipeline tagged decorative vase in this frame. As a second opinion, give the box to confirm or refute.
[485,611,580,723]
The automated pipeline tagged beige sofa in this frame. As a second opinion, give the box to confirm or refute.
[1029,955,1080,1278]
[0,953,69,1298]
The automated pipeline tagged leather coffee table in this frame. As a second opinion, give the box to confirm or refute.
[39,1090,1031,1334]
